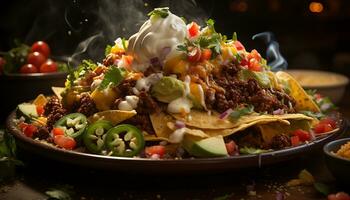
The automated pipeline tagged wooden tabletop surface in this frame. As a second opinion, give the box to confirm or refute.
[1,88,349,200]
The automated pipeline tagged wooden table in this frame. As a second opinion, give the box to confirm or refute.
[1,89,349,200]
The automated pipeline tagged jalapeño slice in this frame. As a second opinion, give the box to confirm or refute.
[54,113,87,139]
[83,120,113,154]
[105,124,145,157]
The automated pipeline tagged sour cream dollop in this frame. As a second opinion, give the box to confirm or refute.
[127,11,187,72]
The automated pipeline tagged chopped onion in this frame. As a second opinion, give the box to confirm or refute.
[175,120,186,129]
[219,108,233,120]
[273,108,285,115]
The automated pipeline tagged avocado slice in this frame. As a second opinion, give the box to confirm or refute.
[17,103,38,120]
[182,136,228,157]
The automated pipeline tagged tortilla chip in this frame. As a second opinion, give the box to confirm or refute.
[167,122,209,138]
[258,119,311,143]
[143,131,169,142]
[275,71,320,112]
[171,110,298,130]
[51,87,65,100]
[149,112,175,139]
[33,94,48,107]
[88,110,136,125]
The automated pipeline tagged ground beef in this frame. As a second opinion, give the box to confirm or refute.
[118,79,137,96]
[44,96,67,130]
[211,61,296,114]
[74,93,98,117]
[34,126,50,140]
[136,91,160,114]
[270,134,291,149]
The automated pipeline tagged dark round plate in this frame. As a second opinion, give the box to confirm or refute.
[6,111,347,174]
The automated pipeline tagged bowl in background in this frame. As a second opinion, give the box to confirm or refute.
[0,72,67,122]
[323,138,350,184]
[286,69,349,104]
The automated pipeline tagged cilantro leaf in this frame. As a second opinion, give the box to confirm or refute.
[229,105,254,121]
[104,45,112,56]
[65,60,97,88]
[121,38,127,51]
[98,66,126,90]
[148,7,169,18]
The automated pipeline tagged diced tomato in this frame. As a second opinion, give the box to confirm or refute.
[122,55,133,66]
[52,127,65,136]
[225,140,238,156]
[240,58,249,67]
[292,129,311,142]
[145,145,166,158]
[54,135,76,150]
[290,136,300,147]
[319,117,337,129]
[247,49,262,62]
[36,105,45,116]
[234,41,245,51]
[328,192,350,200]
[200,48,212,61]
[18,122,29,131]
[314,123,333,134]
[187,22,200,38]
[248,59,262,71]
[23,124,38,138]
[187,47,201,63]
[314,93,323,100]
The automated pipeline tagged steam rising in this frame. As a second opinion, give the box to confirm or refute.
[252,32,288,71]
[24,0,210,67]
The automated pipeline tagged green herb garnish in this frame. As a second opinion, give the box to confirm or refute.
[229,105,254,121]
[148,7,169,18]
[98,66,126,90]
[104,45,112,56]
[65,60,98,88]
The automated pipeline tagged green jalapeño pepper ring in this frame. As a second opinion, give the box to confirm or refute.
[83,120,113,154]
[54,113,88,139]
[105,124,145,157]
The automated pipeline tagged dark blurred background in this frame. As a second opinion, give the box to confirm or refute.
[1,0,350,75]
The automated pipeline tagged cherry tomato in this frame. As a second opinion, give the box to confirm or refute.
[52,127,65,136]
[39,60,57,73]
[36,105,45,116]
[234,41,245,51]
[328,192,350,200]
[200,48,212,61]
[319,117,337,128]
[27,52,46,68]
[225,140,238,156]
[292,129,311,142]
[145,145,166,158]
[290,136,300,147]
[54,135,76,150]
[23,124,38,138]
[187,47,201,63]
[188,22,200,38]
[20,64,38,74]
[31,41,50,58]
[0,56,5,74]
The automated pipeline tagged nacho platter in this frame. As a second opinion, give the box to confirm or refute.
[6,8,346,172]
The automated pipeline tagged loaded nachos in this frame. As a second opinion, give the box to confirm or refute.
[14,8,339,159]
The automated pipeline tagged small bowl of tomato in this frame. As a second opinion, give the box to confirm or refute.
[0,41,68,122]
